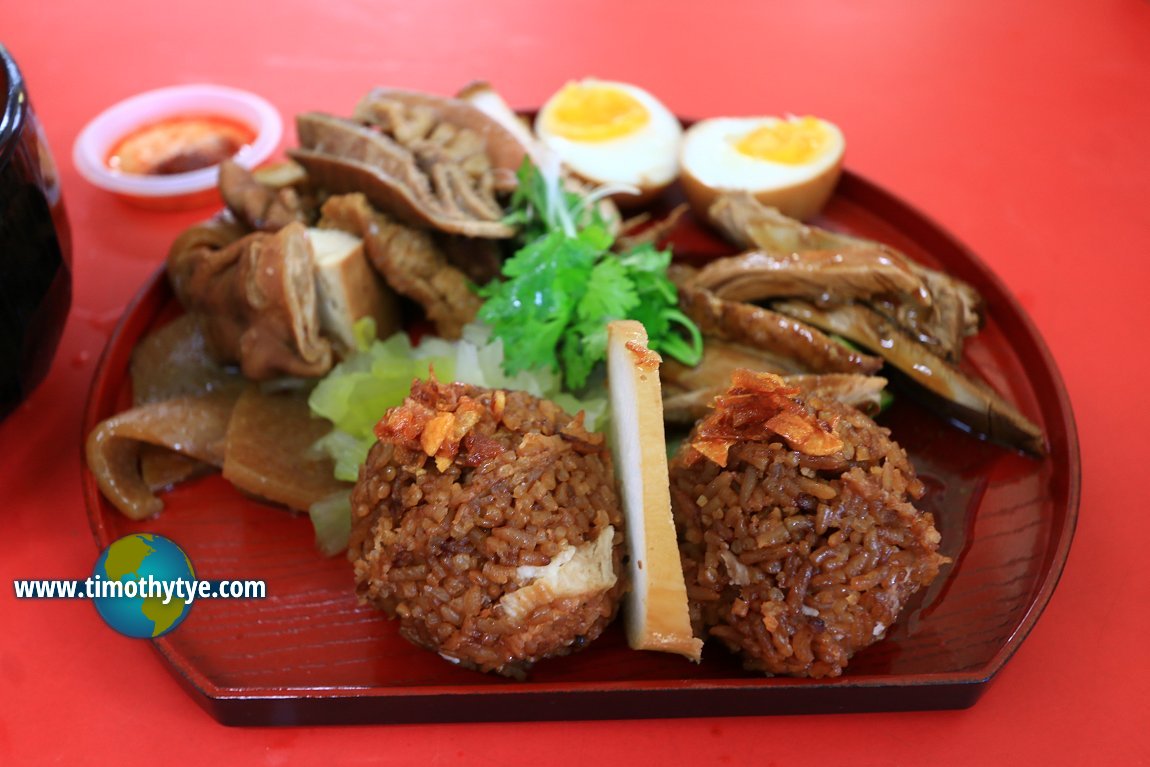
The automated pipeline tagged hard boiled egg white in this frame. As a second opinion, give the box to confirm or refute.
[535,79,682,206]
[680,115,845,222]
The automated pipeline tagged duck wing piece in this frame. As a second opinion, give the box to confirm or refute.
[774,300,1045,455]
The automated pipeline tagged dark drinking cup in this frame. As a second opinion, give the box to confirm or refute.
[0,43,72,419]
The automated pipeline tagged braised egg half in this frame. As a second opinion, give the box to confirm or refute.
[680,115,845,222]
[535,79,682,206]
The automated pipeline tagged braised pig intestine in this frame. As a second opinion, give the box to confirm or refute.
[167,219,333,380]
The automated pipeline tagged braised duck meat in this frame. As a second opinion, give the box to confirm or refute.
[317,193,481,339]
[708,192,982,361]
[774,300,1045,455]
[677,286,883,376]
[867,266,981,362]
[687,248,931,308]
[663,337,802,392]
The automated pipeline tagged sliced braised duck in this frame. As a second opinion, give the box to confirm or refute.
[663,372,887,425]
[774,300,1046,455]
[318,193,481,339]
[677,286,883,376]
[291,88,528,239]
[218,159,309,232]
[708,192,982,361]
[167,219,333,379]
[688,248,931,307]
[867,266,981,361]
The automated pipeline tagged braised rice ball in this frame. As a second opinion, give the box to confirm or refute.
[669,370,948,678]
[349,379,625,677]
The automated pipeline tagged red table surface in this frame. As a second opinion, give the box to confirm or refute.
[3,1,1148,764]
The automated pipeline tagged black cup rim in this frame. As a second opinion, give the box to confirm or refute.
[0,43,27,168]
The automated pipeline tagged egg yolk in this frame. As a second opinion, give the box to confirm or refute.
[734,117,831,165]
[543,83,649,142]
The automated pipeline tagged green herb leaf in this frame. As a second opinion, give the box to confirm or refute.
[483,157,702,389]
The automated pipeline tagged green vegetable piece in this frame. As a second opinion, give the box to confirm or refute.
[482,157,702,390]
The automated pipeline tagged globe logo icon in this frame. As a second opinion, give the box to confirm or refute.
[91,534,195,638]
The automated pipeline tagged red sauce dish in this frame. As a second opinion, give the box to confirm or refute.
[73,84,281,210]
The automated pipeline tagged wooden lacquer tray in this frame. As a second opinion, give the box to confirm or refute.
[83,170,1079,725]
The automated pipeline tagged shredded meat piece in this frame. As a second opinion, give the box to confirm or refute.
[318,193,481,339]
